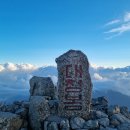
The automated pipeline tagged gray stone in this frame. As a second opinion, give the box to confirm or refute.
[20,128,28,130]
[100,126,117,130]
[111,113,130,124]
[22,119,28,128]
[70,116,85,129]
[60,119,70,130]
[98,118,109,127]
[30,76,55,99]
[0,112,23,130]
[48,122,58,130]
[45,115,63,124]
[29,96,50,130]
[95,110,108,119]
[83,120,99,129]
[56,50,92,119]
[44,121,49,130]
[48,100,59,114]
[120,106,130,119]
[110,118,120,127]
[107,105,120,116]
[15,108,28,119]
[92,97,108,111]
[74,128,89,130]
[22,101,30,109]
[117,123,130,130]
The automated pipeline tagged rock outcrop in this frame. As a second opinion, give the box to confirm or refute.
[0,101,29,130]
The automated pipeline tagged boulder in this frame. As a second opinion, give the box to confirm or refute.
[92,97,108,111]
[110,118,120,127]
[15,108,28,119]
[22,101,30,109]
[48,100,59,114]
[117,123,130,130]
[98,118,109,127]
[70,117,85,129]
[60,119,70,130]
[45,115,63,124]
[120,106,130,119]
[47,122,58,130]
[95,110,108,119]
[111,113,130,124]
[83,120,99,129]
[107,105,120,116]
[0,112,23,130]
[30,76,55,99]
[20,128,28,130]
[100,126,117,130]
[29,96,50,130]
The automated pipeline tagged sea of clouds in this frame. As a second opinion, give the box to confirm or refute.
[0,62,130,107]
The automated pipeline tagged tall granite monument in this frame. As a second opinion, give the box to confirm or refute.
[56,50,92,119]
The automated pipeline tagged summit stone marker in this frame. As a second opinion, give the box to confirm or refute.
[56,50,92,119]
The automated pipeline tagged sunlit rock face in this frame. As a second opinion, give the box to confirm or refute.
[56,50,92,119]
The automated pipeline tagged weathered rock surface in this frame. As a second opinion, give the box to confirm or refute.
[70,117,85,129]
[0,112,23,130]
[29,96,50,130]
[95,110,108,119]
[83,120,99,129]
[47,122,58,130]
[120,106,130,119]
[56,50,92,119]
[0,96,130,130]
[98,117,110,127]
[92,96,108,111]
[110,113,130,124]
[60,119,70,130]
[107,105,120,116]
[30,76,55,99]
[117,123,130,130]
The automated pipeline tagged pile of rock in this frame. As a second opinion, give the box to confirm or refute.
[0,101,29,130]
[0,96,130,130]
[34,97,130,130]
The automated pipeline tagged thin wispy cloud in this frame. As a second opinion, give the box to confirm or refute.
[104,11,130,39]
[105,22,130,34]
[105,19,120,26]
[124,12,130,22]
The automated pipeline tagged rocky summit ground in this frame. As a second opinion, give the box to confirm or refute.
[0,96,130,130]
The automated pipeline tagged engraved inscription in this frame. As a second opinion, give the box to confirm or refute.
[64,64,83,110]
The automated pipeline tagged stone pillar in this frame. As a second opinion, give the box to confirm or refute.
[56,50,92,119]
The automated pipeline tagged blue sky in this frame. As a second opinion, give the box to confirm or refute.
[0,0,130,67]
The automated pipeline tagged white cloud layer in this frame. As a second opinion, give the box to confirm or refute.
[0,62,130,103]
[93,73,103,80]
[104,11,130,38]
